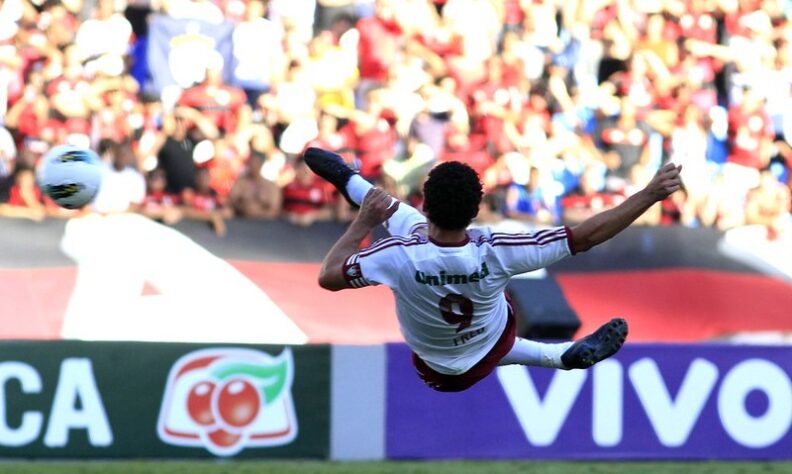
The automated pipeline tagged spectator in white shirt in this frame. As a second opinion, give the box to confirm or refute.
[93,140,146,214]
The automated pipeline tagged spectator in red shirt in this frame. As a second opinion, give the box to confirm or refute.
[140,168,183,226]
[179,53,251,134]
[4,80,50,142]
[439,123,493,178]
[282,158,333,226]
[355,0,402,107]
[727,86,774,170]
[350,88,397,180]
[0,148,46,221]
[181,167,230,236]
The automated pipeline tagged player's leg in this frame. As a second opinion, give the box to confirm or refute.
[304,147,426,237]
[498,338,574,368]
[499,318,628,369]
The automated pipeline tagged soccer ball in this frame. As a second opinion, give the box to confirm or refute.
[38,144,103,209]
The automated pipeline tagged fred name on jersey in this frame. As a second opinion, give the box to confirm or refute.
[414,262,490,286]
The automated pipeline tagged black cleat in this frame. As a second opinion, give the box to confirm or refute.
[303,147,359,209]
[561,318,628,369]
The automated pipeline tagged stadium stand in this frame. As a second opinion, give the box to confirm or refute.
[0,0,788,239]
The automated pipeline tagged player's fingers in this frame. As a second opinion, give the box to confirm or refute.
[366,187,388,204]
[656,162,676,176]
[362,187,380,202]
[385,200,400,218]
[666,184,681,194]
[660,165,681,179]
[376,191,393,207]
[373,192,397,213]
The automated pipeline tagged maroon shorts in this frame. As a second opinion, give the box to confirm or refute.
[412,308,517,392]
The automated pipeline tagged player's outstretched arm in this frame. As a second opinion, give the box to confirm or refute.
[569,163,682,253]
[318,188,399,291]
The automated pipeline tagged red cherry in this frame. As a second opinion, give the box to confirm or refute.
[186,381,216,426]
[216,379,261,428]
[207,428,242,448]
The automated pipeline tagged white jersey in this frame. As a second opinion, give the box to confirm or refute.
[343,225,575,374]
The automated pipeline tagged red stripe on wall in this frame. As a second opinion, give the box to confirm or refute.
[0,267,76,339]
[556,268,792,342]
[1,264,789,344]
[229,261,402,344]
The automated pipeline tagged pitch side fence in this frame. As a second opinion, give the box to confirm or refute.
[0,341,789,460]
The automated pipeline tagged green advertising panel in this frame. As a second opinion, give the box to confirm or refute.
[0,341,329,458]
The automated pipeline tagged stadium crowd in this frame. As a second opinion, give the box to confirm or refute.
[0,0,790,238]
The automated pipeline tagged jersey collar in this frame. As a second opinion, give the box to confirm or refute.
[428,235,470,247]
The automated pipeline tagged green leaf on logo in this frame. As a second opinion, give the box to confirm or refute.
[211,358,288,404]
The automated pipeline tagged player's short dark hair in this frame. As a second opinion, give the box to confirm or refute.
[423,162,483,231]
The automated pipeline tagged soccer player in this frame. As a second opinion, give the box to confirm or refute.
[305,147,682,392]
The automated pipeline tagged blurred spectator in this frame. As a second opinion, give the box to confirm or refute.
[179,53,250,134]
[74,0,132,70]
[561,163,625,225]
[443,0,500,63]
[0,148,45,221]
[308,110,353,156]
[0,126,15,177]
[5,77,51,147]
[231,0,284,106]
[181,166,230,236]
[440,123,492,178]
[355,0,401,107]
[1,0,791,238]
[728,87,774,171]
[745,169,792,240]
[503,166,558,226]
[314,0,362,35]
[269,0,316,44]
[153,105,219,195]
[92,140,146,214]
[164,0,225,23]
[665,106,712,223]
[306,30,358,111]
[45,46,95,131]
[140,168,183,225]
[229,151,282,219]
[282,158,333,226]
[595,97,653,191]
[259,60,317,131]
[353,89,397,180]
[701,171,748,230]
[408,88,452,159]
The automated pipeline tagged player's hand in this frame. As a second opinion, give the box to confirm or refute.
[357,187,399,227]
[644,163,683,202]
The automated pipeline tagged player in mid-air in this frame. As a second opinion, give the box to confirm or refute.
[305,147,682,391]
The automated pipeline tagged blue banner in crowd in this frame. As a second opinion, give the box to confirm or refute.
[147,15,235,95]
[386,344,792,460]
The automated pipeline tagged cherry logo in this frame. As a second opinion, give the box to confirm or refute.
[185,377,265,451]
[158,348,297,457]
[217,379,261,428]
[208,428,242,448]
[187,381,216,426]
